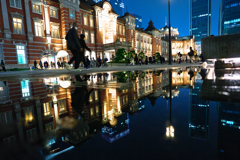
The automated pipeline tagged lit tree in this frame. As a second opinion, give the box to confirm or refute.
[114,48,126,62]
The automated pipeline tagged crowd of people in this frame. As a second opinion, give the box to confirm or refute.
[2,23,204,72]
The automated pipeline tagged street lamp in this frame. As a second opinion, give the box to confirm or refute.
[168,0,172,65]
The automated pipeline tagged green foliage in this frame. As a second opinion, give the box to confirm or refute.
[126,50,136,59]
[115,48,127,62]
[115,71,128,83]
[138,52,145,59]
[155,52,161,59]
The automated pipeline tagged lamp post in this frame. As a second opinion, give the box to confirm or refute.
[168,0,172,65]
[166,69,174,137]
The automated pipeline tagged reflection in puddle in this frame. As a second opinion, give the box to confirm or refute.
[1,67,240,159]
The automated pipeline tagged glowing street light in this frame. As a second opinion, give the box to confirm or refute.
[166,126,174,137]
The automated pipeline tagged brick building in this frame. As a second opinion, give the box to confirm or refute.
[0,0,167,70]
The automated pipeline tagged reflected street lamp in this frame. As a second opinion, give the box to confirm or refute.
[168,0,172,65]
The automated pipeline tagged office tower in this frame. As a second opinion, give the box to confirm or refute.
[219,0,240,35]
[190,0,212,41]
[189,82,209,140]
[130,13,142,28]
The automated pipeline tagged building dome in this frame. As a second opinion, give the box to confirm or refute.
[160,26,179,39]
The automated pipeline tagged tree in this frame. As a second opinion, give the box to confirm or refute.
[127,50,136,59]
[155,52,161,59]
[138,52,145,59]
[115,48,126,62]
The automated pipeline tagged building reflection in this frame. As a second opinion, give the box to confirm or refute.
[201,68,240,159]
[189,81,209,140]
[0,67,200,158]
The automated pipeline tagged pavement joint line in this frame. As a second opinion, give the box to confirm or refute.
[0,63,202,78]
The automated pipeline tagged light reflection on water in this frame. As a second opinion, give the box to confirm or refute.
[0,67,240,160]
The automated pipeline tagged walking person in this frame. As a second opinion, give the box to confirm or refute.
[0,60,6,72]
[145,56,148,65]
[57,61,61,68]
[79,34,91,70]
[176,52,182,64]
[98,57,102,68]
[34,60,37,69]
[65,22,82,71]
[39,60,43,69]
[188,47,194,63]
[104,55,109,67]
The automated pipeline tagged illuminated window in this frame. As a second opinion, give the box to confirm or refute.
[85,131,87,136]
[131,38,134,48]
[85,30,89,43]
[21,80,30,97]
[26,128,37,140]
[91,32,95,44]
[90,15,93,27]
[120,25,122,35]
[90,108,94,117]
[142,80,144,87]
[58,99,66,112]
[96,106,99,116]
[0,111,13,125]
[69,8,75,19]
[95,90,98,101]
[10,0,21,8]
[89,92,93,102]
[126,95,128,103]
[16,45,26,64]
[24,106,34,122]
[32,4,41,14]
[3,136,16,146]
[13,18,23,34]
[120,38,123,42]
[134,94,136,100]
[43,102,51,116]
[45,122,53,132]
[34,21,43,37]
[50,8,58,18]
[123,27,125,35]
[131,30,133,36]
[84,14,88,26]
[123,96,125,104]
[51,25,59,38]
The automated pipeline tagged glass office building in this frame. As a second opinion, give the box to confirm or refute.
[130,13,142,28]
[219,0,240,35]
[190,0,212,41]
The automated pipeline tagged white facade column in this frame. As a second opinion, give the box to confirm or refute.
[1,0,11,38]
[35,98,43,135]
[24,0,33,41]
[52,95,59,123]
[14,103,24,143]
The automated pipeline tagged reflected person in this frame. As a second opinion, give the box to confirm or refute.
[71,75,93,117]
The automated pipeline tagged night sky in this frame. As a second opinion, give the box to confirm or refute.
[125,0,221,37]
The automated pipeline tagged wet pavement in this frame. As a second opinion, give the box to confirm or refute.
[0,65,239,160]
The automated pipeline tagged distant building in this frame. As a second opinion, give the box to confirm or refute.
[190,0,212,41]
[130,13,142,28]
[159,26,179,40]
[219,0,240,35]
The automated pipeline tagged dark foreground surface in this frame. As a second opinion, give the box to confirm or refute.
[0,66,239,160]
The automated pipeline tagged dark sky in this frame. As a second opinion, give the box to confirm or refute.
[125,0,221,37]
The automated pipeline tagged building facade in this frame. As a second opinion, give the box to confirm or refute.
[0,0,167,69]
[190,0,212,41]
[219,0,240,35]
